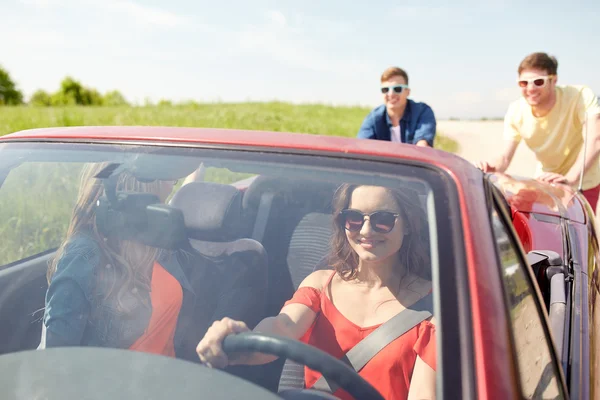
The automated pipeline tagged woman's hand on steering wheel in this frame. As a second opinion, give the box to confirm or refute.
[196,317,250,369]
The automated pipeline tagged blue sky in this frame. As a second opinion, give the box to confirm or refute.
[1,0,599,118]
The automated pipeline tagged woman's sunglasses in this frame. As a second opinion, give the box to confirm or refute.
[338,209,400,234]
[380,84,408,95]
[517,76,553,88]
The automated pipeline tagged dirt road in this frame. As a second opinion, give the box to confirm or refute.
[437,120,538,178]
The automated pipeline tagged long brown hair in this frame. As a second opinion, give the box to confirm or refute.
[48,162,166,312]
[329,183,431,281]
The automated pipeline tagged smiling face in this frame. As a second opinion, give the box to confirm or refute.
[518,68,556,108]
[344,185,406,265]
[381,75,410,113]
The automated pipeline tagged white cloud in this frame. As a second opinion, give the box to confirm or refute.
[23,0,193,28]
[19,0,63,7]
[238,29,374,76]
[266,10,287,27]
[4,28,68,48]
[99,0,189,27]
[236,11,376,78]
[392,5,454,19]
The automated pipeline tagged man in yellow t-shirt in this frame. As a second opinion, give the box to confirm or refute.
[476,52,600,212]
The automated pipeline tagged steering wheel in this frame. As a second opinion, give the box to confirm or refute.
[222,332,384,400]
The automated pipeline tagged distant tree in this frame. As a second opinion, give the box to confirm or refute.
[0,66,24,105]
[81,87,104,106]
[30,90,52,106]
[103,90,129,106]
[58,76,85,105]
[50,76,104,106]
[157,99,172,107]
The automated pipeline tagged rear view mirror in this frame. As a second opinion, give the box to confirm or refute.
[96,192,187,250]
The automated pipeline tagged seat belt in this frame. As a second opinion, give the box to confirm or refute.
[251,192,275,242]
[311,292,434,393]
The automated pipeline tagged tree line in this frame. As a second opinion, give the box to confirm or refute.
[0,65,129,106]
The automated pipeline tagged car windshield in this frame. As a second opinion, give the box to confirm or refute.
[0,141,456,398]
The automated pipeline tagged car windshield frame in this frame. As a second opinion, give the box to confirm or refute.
[0,139,475,399]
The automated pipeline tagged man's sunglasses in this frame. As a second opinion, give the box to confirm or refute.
[337,209,400,234]
[380,84,409,95]
[517,76,553,88]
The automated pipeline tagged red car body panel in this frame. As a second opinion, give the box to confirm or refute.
[0,126,474,173]
[2,126,589,398]
[490,174,587,224]
[453,170,521,400]
[491,173,589,257]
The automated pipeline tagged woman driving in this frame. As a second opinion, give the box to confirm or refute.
[195,183,435,400]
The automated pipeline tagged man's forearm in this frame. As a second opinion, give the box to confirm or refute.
[493,139,520,173]
[492,155,512,173]
[566,115,600,184]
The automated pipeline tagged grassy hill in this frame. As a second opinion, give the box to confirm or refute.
[0,102,459,153]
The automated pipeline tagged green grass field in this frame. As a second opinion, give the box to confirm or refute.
[0,103,459,266]
[0,103,459,153]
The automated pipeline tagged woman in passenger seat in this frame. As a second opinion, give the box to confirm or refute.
[39,162,196,358]
[196,184,435,400]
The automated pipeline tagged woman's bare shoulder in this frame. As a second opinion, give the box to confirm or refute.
[406,275,433,296]
[298,269,335,290]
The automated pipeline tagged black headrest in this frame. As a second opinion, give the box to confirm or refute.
[169,182,243,241]
[242,175,337,212]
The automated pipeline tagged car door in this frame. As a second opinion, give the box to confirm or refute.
[0,161,82,353]
[565,201,600,400]
[489,191,569,399]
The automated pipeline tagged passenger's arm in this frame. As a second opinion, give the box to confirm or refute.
[43,243,99,347]
[196,270,329,368]
[181,163,205,187]
[44,279,91,347]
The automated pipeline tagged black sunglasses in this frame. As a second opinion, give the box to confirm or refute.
[338,209,400,234]
[380,84,408,95]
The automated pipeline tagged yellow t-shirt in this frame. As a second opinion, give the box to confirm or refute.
[503,85,600,190]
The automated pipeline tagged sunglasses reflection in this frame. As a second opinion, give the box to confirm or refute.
[338,209,401,234]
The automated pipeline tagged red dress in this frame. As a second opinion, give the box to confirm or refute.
[283,272,436,400]
[129,262,183,357]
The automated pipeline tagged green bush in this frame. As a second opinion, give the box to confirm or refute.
[30,90,52,107]
[0,66,24,106]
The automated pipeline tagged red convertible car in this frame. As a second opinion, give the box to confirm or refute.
[0,126,597,399]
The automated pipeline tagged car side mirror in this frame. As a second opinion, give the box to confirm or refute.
[526,250,564,279]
